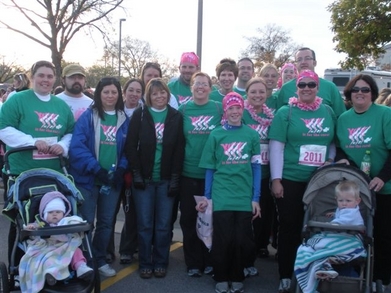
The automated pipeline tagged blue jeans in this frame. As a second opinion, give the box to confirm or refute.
[77,185,121,268]
[133,180,174,270]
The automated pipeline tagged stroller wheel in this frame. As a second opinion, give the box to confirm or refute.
[0,262,10,293]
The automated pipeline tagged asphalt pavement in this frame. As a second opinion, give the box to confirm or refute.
[0,185,281,293]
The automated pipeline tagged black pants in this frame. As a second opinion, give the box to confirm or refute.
[212,210,254,283]
[373,193,391,285]
[179,176,211,270]
[253,177,276,251]
[275,179,306,279]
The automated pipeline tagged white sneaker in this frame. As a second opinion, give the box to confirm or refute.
[278,278,291,293]
[98,264,116,277]
[77,263,94,279]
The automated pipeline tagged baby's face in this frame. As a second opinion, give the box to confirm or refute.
[336,192,360,209]
[46,210,64,225]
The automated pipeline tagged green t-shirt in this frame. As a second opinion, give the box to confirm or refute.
[336,103,391,194]
[168,78,192,106]
[199,125,260,212]
[98,113,118,171]
[268,104,336,182]
[179,100,223,179]
[276,78,346,117]
[148,107,168,181]
[233,86,246,98]
[0,90,74,174]
[242,109,273,179]
[265,92,279,114]
[209,89,225,103]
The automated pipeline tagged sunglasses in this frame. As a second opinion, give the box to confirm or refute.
[351,87,371,93]
[297,82,317,89]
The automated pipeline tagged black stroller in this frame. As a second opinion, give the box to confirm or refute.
[0,146,100,293]
[291,164,378,293]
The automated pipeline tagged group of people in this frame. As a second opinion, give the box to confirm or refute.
[0,45,390,293]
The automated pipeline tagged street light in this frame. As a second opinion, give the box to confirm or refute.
[118,18,126,80]
[196,0,203,68]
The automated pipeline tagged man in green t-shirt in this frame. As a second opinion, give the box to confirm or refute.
[234,58,254,97]
[277,47,346,117]
[168,52,200,106]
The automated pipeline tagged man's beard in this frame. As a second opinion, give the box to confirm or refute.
[67,83,83,95]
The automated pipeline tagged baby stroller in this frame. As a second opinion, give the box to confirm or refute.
[0,146,100,293]
[291,163,376,293]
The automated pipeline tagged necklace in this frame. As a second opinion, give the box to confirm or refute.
[244,100,274,127]
[288,96,322,111]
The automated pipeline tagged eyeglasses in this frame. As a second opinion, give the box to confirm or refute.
[351,86,371,93]
[295,57,314,63]
[297,82,317,89]
[193,82,209,87]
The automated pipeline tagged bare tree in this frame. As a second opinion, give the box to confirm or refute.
[0,55,26,83]
[241,23,302,72]
[104,37,178,83]
[0,0,124,85]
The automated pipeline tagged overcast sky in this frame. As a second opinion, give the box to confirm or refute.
[0,0,344,78]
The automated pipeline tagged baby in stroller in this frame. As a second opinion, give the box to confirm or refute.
[19,191,93,292]
[294,180,367,293]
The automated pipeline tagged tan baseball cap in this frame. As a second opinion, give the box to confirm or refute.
[62,64,86,77]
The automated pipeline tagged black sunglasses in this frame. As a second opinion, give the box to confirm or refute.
[351,86,371,94]
[297,82,317,89]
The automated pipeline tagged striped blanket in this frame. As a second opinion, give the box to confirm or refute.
[294,232,367,293]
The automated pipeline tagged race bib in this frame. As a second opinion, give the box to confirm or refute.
[298,144,326,166]
[260,143,269,165]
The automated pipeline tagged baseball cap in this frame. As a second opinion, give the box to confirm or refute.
[62,64,86,77]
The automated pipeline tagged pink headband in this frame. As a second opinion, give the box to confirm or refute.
[296,70,319,85]
[180,52,199,66]
[222,92,244,112]
[281,63,298,75]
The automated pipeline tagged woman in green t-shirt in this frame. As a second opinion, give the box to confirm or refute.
[178,72,223,277]
[125,78,185,279]
[336,74,391,291]
[242,77,275,271]
[268,70,336,293]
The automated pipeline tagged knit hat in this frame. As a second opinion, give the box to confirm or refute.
[62,64,86,77]
[296,70,319,85]
[180,52,199,66]
[43,197,66,221]
[222,92,244,112]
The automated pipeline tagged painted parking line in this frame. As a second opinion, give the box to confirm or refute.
[101,242,183,291]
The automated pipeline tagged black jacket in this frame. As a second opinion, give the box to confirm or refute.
[125,105,185,181]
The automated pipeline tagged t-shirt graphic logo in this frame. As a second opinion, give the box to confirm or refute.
[249,124,269,140]
[301,118,329,133]
[190,116,215,131]
[178,95,192,105]
[101,125,117,142]
[155,123,165,143]
[35,111,61,129]
[221,142,247,161]
[348,126,372,145]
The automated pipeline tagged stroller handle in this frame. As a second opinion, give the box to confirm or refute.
[3,146,68,175]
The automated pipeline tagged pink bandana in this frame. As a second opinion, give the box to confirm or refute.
[180,52,199,66]
[296,70,319,85]
[222,92,244,112]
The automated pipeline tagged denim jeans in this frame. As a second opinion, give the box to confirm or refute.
[77,185,121,268]
[132,180,174,270]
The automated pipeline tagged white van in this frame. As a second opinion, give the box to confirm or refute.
[324,68,391,97]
